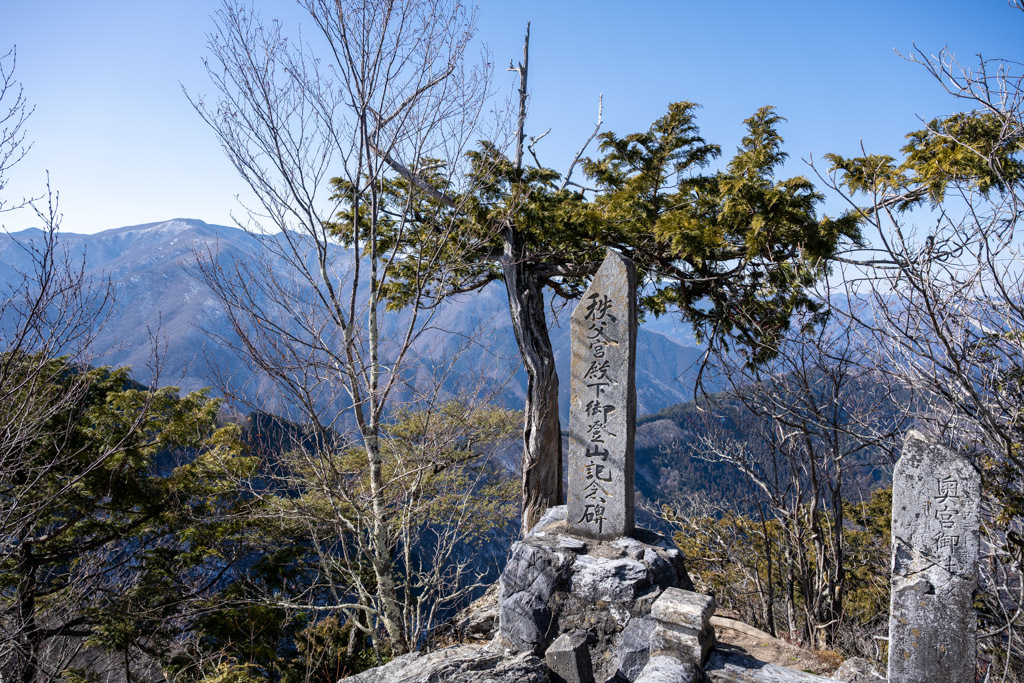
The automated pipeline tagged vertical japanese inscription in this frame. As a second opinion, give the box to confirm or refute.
[888,431,980,683]
[568,251,636,539]
[931,473,964,572]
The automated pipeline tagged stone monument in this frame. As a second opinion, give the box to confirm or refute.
[888,430,980,683]
[567,250,636,540]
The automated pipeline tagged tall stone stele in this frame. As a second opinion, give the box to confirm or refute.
[567,250,636,540]
[888,430,980,683]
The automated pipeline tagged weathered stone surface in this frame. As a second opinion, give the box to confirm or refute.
[616,616,655,680]
[710,617,840,678]
[568,251,637,540]
[888,430,980,683]
[557,534,589,553]
[475,652,552,683]
[341,643,550,683]
[651,623,709,667]
[498,538,572,652]
[570,554,648,603]
[704,649,831,682]
[545,631,595,683]
[831,657,884,682]
[533,505,571,534]
[634,654,699,683]
[498,506,694,681]
[649,588,716,665]
[651,587,716,634]
[453,583,499,641]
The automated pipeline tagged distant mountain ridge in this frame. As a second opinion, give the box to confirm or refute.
[0,218,708,419]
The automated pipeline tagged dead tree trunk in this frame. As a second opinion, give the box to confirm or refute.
[505,23,562,532]
[502,228,562,532]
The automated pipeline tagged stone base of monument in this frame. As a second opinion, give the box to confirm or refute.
[340,505,867,683]
[497,505,695,682]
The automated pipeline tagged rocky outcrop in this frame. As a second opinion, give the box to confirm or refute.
[452,583,499,642]
[709,617,841,677]
[498,506,693,682]
[648,588,716,665]
[704,649,831,682]
[545,631,594,683]
[634,655,698,683]
[341,643,549,683]
[339,506,878,683]
[632,587,714,683]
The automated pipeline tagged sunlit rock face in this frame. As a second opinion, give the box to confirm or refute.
[498,505,693,682]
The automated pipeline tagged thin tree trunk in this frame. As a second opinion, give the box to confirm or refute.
[784,536,798,642]
[758,507,778,637]
[17,539,38,683]
[366,194,410,653]
[366,434,410,654]
[358,136,409,654]
[826,480,846,650]
[505,22,562,533]
[503,229,562,533]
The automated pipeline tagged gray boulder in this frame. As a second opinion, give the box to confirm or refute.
[831,657,884,682]
[615,616,655,680]
[341,643,549,683]
[498,537,573,651]
[498,505,694,682]
[635,655,699,683]
[704,649,831,682]
[453,583,500,641]
[545,631,595,683]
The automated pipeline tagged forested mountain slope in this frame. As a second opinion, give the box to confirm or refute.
[633,387,896,510]
[0,219,708,419]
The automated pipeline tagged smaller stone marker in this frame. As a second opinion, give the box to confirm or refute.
[888,430,980,683]
[567,250,637,540]
[649,587,716,666]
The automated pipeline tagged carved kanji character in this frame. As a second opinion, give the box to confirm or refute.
[584,293,617,322]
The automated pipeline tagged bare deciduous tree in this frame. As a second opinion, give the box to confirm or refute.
[817,6,1024,673]
[186,0,510,657]
[0,47,32,213]
[685,303,904,651]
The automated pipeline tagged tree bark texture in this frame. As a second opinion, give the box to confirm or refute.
[502,22,562,533]
[502,227,562,533]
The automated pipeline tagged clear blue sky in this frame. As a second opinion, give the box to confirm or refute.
[1,1,1020,234]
